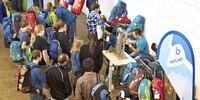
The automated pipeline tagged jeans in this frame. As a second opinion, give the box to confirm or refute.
[30,93,43,100]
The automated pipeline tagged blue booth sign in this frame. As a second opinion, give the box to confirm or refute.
[157,31,195,100]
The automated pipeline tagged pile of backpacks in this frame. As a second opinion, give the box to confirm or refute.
[116,60,165,100]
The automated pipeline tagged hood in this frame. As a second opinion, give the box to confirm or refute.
[26,61,40,69]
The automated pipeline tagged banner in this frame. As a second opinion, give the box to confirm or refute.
[157,31,195,100]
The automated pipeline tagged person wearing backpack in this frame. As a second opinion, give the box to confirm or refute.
[55,4,76,47]
[127,28,150,60]
[46,2,57,27]
[54,20,71,58]
[80,35,103,73]
[29,50,46,100]
[18,20,32,61]
[45,54,72,100]
[30,24,50,65]
[75,57,105,100]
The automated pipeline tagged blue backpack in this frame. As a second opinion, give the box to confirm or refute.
[126,15,145,33]
[138,79,152,100]
[121,62,138,84]
[3,17,13,44]
[10,41,23,62]
[49,40,62,61]
[108,1,127,21]
[72,51,81,75]
[45,28,56,44]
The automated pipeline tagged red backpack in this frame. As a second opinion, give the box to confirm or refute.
[71,0,85,15]
[26,11,36,33]
[111,17,131,26]
[152,78,165,100]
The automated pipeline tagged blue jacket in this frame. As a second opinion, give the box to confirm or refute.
[28,62,46,90]
[55,6,76,26]
[0,1,7,24]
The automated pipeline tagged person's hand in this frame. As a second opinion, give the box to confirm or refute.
[12,32,17,39]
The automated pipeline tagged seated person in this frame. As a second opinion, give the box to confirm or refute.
[127,28,150,60]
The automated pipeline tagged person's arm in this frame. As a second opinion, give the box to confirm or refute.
[129,44,140,54]
[42,50,50,65]
[21,41,27,49]
[44,86,51,100]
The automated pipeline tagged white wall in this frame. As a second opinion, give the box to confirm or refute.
[82,0,200,98]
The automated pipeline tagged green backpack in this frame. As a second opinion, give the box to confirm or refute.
[138,79,152,100]
[25,46,32,63]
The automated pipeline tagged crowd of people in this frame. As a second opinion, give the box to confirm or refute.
[0,0,159,99]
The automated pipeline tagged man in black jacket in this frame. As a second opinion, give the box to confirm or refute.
[45,54,72,100]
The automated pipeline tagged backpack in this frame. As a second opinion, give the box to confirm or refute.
[138,79,152,100]
[110,17,131,26]
[108,1,127,21]
[126,15,145,33]
[25,46,32,63]
[72,51,82,75]
[121,62,138,84]
[47,12,57,26]
[3,17,13,44]
[10,41,23,62]
[64,0,75,5]
[91,74,111,100]
[49,40,62,61]
[12,13,21,34]
[152,78,165,100]
[71,0,85,15]
[45,28,56,44]
[17,64,32,93]
[126,67,144,95]
[148,61,164,80]
[39,10,48,21]
[26,11,36,32]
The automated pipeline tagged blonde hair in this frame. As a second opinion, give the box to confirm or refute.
[71,38,83,53]
[30,24,45,47]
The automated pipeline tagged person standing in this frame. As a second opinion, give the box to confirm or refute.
[29,50,46,100]
[0,0,9,24]
[75,57,104,100]
[45,54,72,100]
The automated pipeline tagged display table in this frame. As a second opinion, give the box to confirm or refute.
[102,50,136,91]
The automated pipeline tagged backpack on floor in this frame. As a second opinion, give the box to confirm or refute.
[26,11,36,32]
[91,74,111,100]
[148,61,164,80]
[17,64,31,93]
[126,15,145,33]
[12,13,22,34]
[152,78,165,100]
[10,41,23,63]
[126,66,145,94]
[71,0,85,15]
[49,40,62,61]
[138,79,152,100]
[121,62,138,84]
